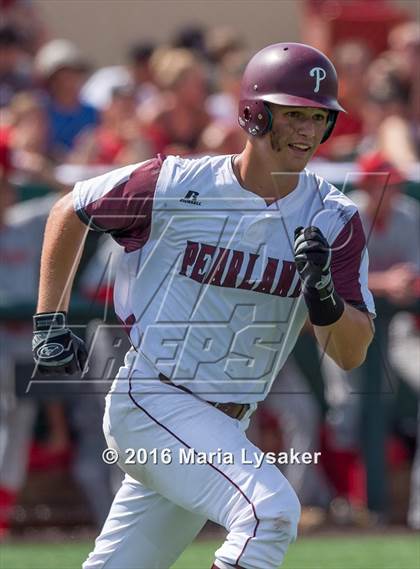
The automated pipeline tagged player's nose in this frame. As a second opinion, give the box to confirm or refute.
[296,118,316,138]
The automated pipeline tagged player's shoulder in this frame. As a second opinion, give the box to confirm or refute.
[303,168,358,216]
[75,153,226,192]
[159,153,231,198]
[162,153,229,182]
[73,155,165,204]
[305,169,357,209]
[302,168,360,242]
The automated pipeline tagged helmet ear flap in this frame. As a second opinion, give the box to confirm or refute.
[239,103,338,142]
[321,111,338,143]
[238,100,273,136]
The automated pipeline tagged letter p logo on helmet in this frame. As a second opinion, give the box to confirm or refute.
[309,67,327,93]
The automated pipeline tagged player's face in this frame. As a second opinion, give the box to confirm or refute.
[267,105,329,171]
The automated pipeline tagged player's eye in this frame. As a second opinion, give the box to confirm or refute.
[286,111,302,119]
[313,113,327,122]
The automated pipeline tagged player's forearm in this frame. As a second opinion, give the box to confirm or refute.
[314,303,374,370]
[37,193,88,313]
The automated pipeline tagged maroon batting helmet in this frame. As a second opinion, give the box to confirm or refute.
[238,42,345,143]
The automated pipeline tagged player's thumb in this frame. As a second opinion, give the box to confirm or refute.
[294,226,304,240]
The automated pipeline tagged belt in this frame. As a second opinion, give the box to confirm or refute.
[158,373,250,421]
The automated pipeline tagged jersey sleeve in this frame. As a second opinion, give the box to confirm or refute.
[72,155,165,252]
[330,210,376,316]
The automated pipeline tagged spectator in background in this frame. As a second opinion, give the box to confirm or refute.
[316,41,373,161]
[0,0,48,54]
[198,119,245,156]
[7,92,48,159]
[0,24,33,108]
[206,50,249,126]
[320,152,419,523]
[34,39,98,161]
[140,48,210,155]
[387,21,420,123]
[354,152,419,301]
[357,21,420,175]
[261,358,330,516]
[199,51,248,155]
[359,56,410,158]
[127,41,158,105]
[81,41,158,112]
[354,152,419,528]
[6,92,70,193]
[172,24,208,60]
[70,85,151,166]
[205,25,245,66]
[0,143,63,539]
[377,21,420,173]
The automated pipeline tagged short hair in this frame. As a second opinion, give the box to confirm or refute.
[128,42,155,65]
[150,48,201,90]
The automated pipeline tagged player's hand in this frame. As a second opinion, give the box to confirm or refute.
[32,312,88,376]
[293,226,334,300]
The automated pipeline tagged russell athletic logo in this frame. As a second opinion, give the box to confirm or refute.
[309,66,326,93]
[180,191,201,206]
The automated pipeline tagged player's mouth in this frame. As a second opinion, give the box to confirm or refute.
[288,143,312,154]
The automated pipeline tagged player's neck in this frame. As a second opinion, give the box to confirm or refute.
[233,144,300,204]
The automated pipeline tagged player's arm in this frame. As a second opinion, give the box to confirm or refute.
[312,303,374,370]
[294,222,374,370]
[33,193,90,375]
[33,156,163,375]
[37,193,88,313]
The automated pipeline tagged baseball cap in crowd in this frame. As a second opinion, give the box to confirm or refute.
[34,39,90,80]
[357,151,406,189]
[80,66,133,110]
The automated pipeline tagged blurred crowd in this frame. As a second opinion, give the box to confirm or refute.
[0,0,419,540]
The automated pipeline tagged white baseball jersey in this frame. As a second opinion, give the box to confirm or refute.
[73,154,375,403]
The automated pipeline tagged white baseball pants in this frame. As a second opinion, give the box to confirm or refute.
[83,378,300,569]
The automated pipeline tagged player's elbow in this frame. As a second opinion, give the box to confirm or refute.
[338,351,366,371]
[336,337,373,370]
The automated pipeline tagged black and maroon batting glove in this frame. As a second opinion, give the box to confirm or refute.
[294,226,344,326]
[32,312,88,376]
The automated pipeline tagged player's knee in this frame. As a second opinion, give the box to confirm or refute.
[233,480,301,542]
[258,481,301,544]
[219,483,300,569]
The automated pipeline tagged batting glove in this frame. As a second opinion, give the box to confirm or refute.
[294,226,344,325]
[32,311,88,376]
[294,226,334,299]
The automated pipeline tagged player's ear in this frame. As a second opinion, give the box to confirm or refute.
[265,103,274,130]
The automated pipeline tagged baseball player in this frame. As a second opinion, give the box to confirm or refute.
[33,43,375,569]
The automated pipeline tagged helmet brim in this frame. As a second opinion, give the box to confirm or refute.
[261,93,346,113]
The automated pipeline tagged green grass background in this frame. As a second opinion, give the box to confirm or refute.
[0,535,419,569]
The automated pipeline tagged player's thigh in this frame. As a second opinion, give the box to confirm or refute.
[83,473,206,569]
[105,387,299,533]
